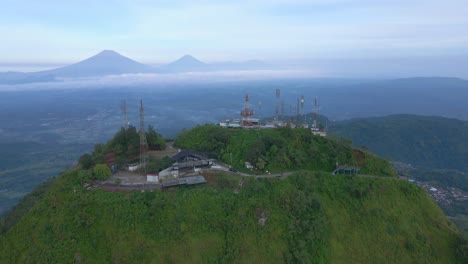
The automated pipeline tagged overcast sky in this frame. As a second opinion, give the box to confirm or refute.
[1,0,468,64]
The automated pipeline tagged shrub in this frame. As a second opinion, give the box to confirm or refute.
[92,164,112,180]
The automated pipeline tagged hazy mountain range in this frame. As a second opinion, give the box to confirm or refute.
[0,50,273,84]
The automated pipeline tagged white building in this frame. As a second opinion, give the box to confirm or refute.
[146,174,159,182]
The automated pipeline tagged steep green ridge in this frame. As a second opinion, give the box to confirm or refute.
[174,125,396,176]
[0,177,55,234]
[0,170,465,263]
[331,114,468,172]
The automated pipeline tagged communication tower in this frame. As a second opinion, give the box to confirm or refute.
[139,99,149,172]
[275,89,280,126]
[300,95,306,126]
[240,94,254,126]
[296,97,300,125]
[121,99,128,129]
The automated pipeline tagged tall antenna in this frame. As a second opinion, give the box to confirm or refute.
[240,94,254,126]
[139,99,148,172]
[300,95,305,116]
[275,89,280,126]
[121,99,128,129]
[300,95,305,126]
[296,97,300,125]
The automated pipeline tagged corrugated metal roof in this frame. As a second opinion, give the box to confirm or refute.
[172,150,209,162]
[161,175,207,188]
[182,175,207,185]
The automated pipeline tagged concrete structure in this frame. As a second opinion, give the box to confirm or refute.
[311,127,327,137]
[146,174,159,182]
[245,162,254,169]
[159,167,179,179]
[218,119,242,128]
[128,163,142,172]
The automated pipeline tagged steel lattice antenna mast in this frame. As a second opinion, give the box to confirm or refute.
[240,94,254,126]
[139,99,148,172]
[313,97,319,129]
[296,97,300,125]
[275,89,280,126]
[121,99,128,129]
[300,95,305,116]
[300,95,305,126]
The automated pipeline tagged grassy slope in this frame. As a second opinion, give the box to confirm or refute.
[1,169,464,263]
[330,114,468,234]
[316,174,460,263]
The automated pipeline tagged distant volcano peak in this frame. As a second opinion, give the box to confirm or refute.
[40,50,151,77]
[176,55,204,63]
[93,50,124,58]
[158,54,208,72]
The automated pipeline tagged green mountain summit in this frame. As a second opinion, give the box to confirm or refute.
[1,125,466,263]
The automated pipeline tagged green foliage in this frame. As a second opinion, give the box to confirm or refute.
[0,170,463,263]
[331,114,468,171]
[146,157,173,173]
[285,176,328,263]
[331,115,468,226]
[455,235,468,263]
[106,126,140,163]
[175,124,396,176]
[78,153,94,169]
[147,125,166,150]
[0,177,56,234]
[92,164,111,180]
[175,124,230,153]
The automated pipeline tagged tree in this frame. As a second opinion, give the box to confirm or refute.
[146,125,166,150]
[79,154,94,169]
[92,164,112,180]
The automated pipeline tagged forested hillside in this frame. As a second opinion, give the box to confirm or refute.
[174,124,396,176]
[331,114,468,171]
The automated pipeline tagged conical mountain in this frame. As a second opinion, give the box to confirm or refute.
[159,55,208,72]
[42,50,152,77]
